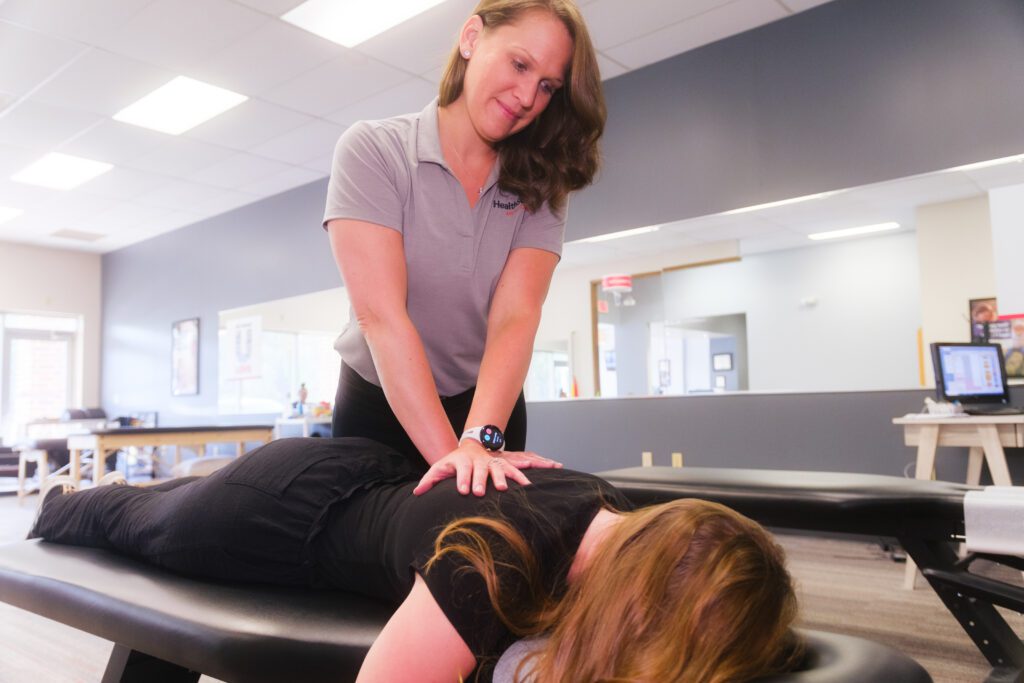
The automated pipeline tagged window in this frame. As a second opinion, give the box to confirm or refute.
[0,313,80,444]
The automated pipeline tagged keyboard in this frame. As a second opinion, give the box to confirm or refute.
[962,405,1024,416]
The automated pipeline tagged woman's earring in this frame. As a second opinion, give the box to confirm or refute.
[463,50,471,58]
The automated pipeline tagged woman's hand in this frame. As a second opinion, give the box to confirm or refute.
[413,442,562,497]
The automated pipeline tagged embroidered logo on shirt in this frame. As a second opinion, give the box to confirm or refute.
[493,198,522,216]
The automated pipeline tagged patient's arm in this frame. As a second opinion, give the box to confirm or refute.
[356,573,476,683]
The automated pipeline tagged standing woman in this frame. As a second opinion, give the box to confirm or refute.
[323,0,605,495]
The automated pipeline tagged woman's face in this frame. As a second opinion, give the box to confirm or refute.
[460,10,573,144]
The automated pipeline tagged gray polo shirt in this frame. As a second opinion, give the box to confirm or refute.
[322,99,565,397]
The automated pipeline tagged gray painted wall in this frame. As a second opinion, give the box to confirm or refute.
[525,387,1024,483]
[101,0,1024,477]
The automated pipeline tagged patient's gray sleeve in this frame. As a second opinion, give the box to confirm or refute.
[493,637,544,683]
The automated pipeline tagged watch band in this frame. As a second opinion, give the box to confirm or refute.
[461,424,506,452]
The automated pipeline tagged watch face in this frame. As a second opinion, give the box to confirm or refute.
[481,425,504,451]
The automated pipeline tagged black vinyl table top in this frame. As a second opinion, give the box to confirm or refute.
[597,466,974,539]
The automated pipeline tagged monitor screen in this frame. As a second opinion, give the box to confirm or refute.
[931,343,1009,404]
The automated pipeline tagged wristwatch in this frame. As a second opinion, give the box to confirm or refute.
[461,424,506,452]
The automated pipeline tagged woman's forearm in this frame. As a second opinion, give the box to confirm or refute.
[464,310,542,433]
[363,315,460,464]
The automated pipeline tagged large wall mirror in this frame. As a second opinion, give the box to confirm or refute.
[218,289,349,415]
[215,159,1024,409]
[556,156,1024,399]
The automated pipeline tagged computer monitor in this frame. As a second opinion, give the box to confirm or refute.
[931,342,1011,406]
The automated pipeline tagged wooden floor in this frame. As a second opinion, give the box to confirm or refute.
[0,490,1019,682]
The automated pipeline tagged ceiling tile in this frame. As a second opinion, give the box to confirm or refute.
[0,21,84,97]
[192,20,342,97]
[239,165,323,197]
[354,0,476,76]
[0,177,62,210]
[0,100,102,149]
[44,192,118,220]
[596,52,628,81]
[121,137,235,178]
[582,0,730,50]
[183,98,315,151]
[603,0,788,69]
[0,143,46,176]
[778,0,836,13]
[57,119,170,166]
[186,153,294,189]
[75,166,171,202]
[231,0,305,15]
[847,173,982,210]
[249,119,347,165]
[31,48,176,117]
[324,78,437,128]
[739,231,811,255]
[260,51,409,117]
[133,179,228,211]
[0,0,153,46]
[301,153,334,176]
[93,0,272,73]
[192,190,263,217]
[963,164,1024,191]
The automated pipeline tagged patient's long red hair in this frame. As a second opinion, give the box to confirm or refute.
[428,498,802,682]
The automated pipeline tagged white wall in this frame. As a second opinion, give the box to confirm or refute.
[0,242,102,407]
[916,195,995,384]
[659,231,923,392]
[537,240,740,398]
[989,183,1024,316]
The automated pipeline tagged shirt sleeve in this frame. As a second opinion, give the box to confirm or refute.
[510,200,566,258]
[322,121,404,232]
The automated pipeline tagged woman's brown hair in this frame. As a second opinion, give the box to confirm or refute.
[438,0,606,214]
[428,498,802,682]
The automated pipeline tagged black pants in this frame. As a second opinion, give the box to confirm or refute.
[31,437,417,587]
[331,363,527,465]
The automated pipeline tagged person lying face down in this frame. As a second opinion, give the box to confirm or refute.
[31,437,800,683]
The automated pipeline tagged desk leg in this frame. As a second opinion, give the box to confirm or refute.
[93,449,108,486]
[905,425,941,590]
[966,447,984,486]
[70,448,82,488]
[978,425,1013,486]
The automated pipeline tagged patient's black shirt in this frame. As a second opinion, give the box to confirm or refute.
[314,465,630,673]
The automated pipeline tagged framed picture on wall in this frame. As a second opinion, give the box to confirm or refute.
[171,318,199,396]
[712,352,733,372]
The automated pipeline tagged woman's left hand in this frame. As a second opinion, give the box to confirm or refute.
[412,442,562,497]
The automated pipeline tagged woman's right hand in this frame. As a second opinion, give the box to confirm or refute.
[413,442,561,497]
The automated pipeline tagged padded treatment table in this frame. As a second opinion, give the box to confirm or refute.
[0,539,932,683]
[598,466,1024,683]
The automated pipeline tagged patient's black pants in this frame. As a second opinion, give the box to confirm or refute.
[330,362,527,465]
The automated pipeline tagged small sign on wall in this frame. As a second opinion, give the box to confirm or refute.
[225,316,262,380]
[171,318,199,396]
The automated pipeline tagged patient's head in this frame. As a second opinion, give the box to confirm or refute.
[535,498,801,682]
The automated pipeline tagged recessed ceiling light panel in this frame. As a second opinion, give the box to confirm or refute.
[113,76,248,135]
[282,0,447,47]
[12,153,114,190]
[807,222,900,241]
[573,225,661,244]
[0,206,25,225]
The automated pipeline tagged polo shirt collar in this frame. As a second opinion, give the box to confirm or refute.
[417,97,502,196]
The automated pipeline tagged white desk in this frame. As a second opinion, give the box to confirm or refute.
[67,425,273,487]
[892,414,1023,487]
[893,414,1022,588]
